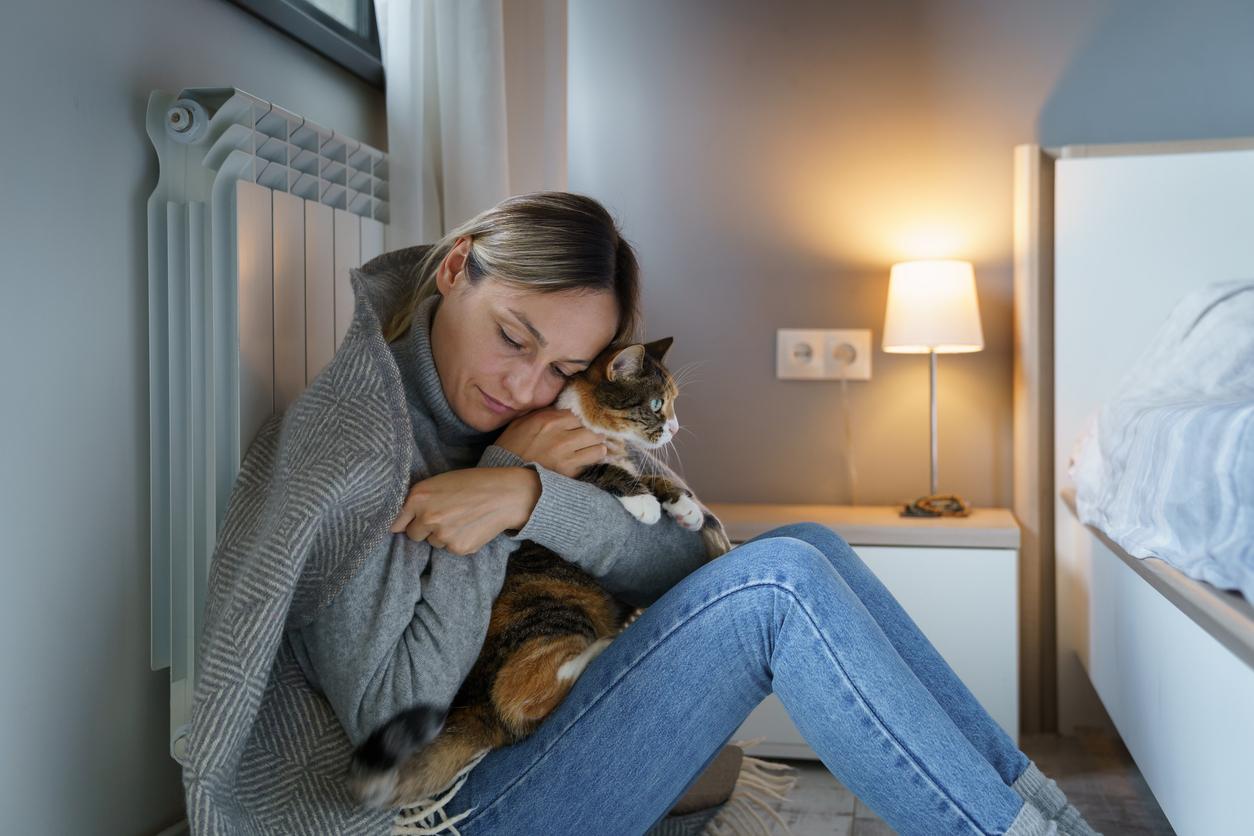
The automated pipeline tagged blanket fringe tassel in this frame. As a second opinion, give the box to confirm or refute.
[390,735,800,836]
[390,747,491,836]
[702,737,799,836]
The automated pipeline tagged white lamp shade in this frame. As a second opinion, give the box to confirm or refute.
[882,259,985,353]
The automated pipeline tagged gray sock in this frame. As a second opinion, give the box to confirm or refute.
[1011,762,1067,817]
[1004,798,1058,836]
[1053,802,1101,836]
[1011,761,1101,836]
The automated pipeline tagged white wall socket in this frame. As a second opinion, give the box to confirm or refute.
[823,329,872,380]
[776,328,872,380]
[776,329,826,378]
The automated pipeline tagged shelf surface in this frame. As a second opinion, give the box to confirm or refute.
[706,503,1021,549]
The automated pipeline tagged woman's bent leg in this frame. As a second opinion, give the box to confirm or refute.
[743,522,1030,786]
[438,536,1050,836]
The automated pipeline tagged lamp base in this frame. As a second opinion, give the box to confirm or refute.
[900,493,973,518]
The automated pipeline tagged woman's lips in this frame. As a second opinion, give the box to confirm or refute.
[477,385,514,415]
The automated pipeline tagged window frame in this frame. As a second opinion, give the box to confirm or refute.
[228,0,383,89]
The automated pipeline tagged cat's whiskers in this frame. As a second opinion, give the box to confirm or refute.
[671,364,703,379]
[635,446,661,478]
[671,358,707,375]
[667,416,698,445]
[652,437,686,479]
[645,450,672,481]
[668,359,707,388]
[666,442,687,477]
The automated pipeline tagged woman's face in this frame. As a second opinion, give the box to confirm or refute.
[429,237,620,432]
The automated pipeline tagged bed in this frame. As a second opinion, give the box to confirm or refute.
[1014,138,1254,836]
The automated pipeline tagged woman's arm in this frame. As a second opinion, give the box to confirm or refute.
[287,447,529,747]
[288,533,520,747]
[480,444,713,608]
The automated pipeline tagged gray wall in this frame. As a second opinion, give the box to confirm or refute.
[569,0,1254,507]
[6,1,1254,830]
[0,0,382,832]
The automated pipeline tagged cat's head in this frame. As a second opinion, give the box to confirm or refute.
[555,337,680,449]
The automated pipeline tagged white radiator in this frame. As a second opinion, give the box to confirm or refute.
[145,87,389,763]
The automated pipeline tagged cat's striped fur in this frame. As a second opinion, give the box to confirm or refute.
[347,336,730,809]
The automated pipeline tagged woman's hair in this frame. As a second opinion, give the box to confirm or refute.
[382,191,643,347]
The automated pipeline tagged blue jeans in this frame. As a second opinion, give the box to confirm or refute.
[437,522,1033,835]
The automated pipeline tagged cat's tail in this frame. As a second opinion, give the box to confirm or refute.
[700,515,733,559]
[347,703,447,809]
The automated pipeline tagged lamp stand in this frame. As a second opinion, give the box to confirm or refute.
[930,349,938,496]
[901,350,972,517]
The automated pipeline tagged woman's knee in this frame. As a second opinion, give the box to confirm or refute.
[717,535,835,589]
[763,522,856,560]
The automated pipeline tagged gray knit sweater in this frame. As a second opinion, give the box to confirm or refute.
[287,291,710,748]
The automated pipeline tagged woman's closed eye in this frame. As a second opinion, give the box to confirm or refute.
[498,325,523,349]
[498,326,574,379]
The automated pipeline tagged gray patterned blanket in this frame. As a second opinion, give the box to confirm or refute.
[183,248,437,833]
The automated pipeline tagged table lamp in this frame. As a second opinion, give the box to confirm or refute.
[882,259,984,517]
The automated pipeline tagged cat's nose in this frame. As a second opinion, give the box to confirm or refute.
[664,417,679,436]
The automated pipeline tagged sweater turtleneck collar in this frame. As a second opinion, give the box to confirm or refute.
[392,292,501,449]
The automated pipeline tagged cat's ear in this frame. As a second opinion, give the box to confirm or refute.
[607,344,646,381]
[643,336,674,363]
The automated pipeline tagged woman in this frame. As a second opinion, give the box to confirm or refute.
[289,192,1095,836]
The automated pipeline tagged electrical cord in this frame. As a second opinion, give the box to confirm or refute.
[833,343,860,505]
[832,342,970,516]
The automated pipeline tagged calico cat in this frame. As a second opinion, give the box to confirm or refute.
[346,336,731,809]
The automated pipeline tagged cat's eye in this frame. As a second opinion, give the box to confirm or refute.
[649,397,663,412]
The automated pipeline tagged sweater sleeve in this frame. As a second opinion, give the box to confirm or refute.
[480,445,713,609]
[286,489,525,748]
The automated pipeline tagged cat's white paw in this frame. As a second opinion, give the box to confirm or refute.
[662,493,704,531]
[619,493,662,524]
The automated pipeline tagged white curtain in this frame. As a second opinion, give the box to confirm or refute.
[373,0,512,247]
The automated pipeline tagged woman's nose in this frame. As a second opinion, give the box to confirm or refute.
[503,363,546,407]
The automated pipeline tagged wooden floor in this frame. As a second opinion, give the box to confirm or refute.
[770,729,1175,835]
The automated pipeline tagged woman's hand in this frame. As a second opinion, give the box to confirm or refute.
[391,467,541,555]
[493,408,610,478]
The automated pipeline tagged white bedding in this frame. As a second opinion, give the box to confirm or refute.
[1068,280,1254,602]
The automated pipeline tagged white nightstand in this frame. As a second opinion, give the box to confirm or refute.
[706,503,1021,760]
